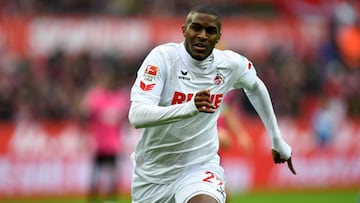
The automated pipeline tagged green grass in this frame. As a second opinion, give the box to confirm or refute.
[1,189,359,203]
[232,189,359,203]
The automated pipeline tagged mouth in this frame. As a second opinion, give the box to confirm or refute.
[193,43,207,52]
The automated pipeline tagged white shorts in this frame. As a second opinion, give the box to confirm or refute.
[131,162,227,203]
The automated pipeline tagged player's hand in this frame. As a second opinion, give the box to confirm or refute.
[271,149,296,175]
[195,89,215,113]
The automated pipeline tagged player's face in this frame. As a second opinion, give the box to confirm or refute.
[182,12,221,61]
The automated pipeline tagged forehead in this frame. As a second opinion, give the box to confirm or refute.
[187,12,220,29]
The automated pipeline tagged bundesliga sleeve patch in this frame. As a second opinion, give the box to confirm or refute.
[140,65,158,91]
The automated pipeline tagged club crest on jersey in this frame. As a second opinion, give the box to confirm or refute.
[214,69,225,85]
[140,65,158,91]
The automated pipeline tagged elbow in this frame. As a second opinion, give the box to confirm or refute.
[128,111,143,129]
[128,101,155,129]
[128,104,142,129]
[245,77,261,93]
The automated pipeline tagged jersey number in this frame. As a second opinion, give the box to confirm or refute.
[202,170,223,186]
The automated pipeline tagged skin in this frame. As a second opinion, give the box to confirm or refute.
[272,149,296,175]
[188,194,218,203]
[182,12,221,61]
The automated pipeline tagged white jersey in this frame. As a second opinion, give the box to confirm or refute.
[129,42,258,184]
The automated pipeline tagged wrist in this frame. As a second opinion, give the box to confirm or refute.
[272,137,291,159]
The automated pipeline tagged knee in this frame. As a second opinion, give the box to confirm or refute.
[187,194,218,203]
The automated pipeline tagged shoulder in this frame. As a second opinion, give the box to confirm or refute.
[140,43,181,76]
[140,43,180,66]
[213,48,258,89]
[213,49,251,68]
[152,43,181,55]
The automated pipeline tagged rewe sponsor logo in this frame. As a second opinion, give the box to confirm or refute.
[171,91,223,109]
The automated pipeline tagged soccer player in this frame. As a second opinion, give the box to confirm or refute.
[128,4,296,203]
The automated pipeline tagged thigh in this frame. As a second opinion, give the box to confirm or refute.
[131,172,175,203]
[175,163,226,203]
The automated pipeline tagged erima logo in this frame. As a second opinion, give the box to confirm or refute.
[217,187,225,198]
[178,69,190,80]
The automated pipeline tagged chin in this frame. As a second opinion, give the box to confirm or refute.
[193,56,204,61]
[191,52,207,61]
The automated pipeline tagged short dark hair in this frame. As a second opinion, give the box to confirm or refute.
[186,4,222,29]
[189,4,221,19]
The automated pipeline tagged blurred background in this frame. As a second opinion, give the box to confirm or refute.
[0,0,359,202]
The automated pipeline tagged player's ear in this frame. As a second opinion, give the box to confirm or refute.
[216,33,222,43]
[182,25,186,37]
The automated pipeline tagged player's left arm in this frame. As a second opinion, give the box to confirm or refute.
[244,77,296,175]
[231,54,295,174]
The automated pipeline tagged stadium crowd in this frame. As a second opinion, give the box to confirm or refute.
[0,0,298,17]
[0,0,359,123]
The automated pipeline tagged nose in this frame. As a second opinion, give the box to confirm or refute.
[197,29,208,40]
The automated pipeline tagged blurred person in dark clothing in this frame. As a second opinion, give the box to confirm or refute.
[0,68,15,120]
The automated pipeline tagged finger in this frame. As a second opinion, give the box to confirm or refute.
[287,157,297,175]
[196,101,214,110]
[199,105,216,113]
[195,96,212,104]
[272,149,286,164]
[271,149,279,163]
[196,89,211,97]
[196,106,215,113]
[195,94,212,106]
[275,158,286,164]
[271,149,280,163]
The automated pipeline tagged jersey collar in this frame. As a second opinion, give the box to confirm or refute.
[181,42,214,69]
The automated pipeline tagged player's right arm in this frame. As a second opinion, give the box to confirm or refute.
[129,90,215,128]
[129,101,197,128]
